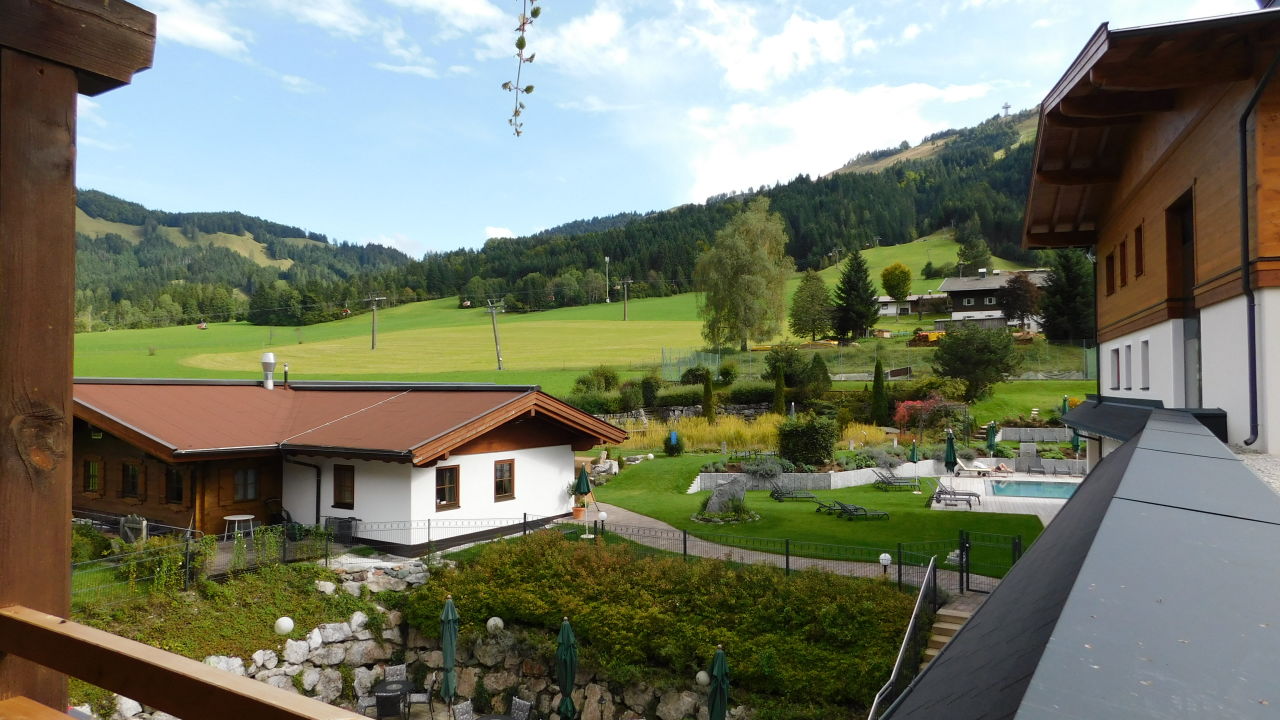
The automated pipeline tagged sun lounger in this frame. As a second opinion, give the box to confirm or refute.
[812,498,841,514]
[833,500,889,520]
[954,458,1011,477]
[769,481,816,502]
[871,468,920,491]
[931,485,981,508]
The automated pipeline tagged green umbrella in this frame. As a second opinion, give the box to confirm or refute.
[574,465,592,496]
[986,422,997,455]
[1061,395,1069,416]
[944,429,957,474]
[908,441,918,463]
[440,594,460,704]
[556,618,578,719]
[707,645,730,720]
[1071,429,1081,455]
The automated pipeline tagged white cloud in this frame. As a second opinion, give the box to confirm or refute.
[388,0,507,36]
[281,75,322,93]
[521,6,629,71]
[558,96,642,113]
[901,23,922,40]
[485,226,515,239]
[79,136,122,152]
[362,232,423,255]
[265,0,375,37]
[150,0,251,58]
[78,97,108,128]
[374,63,439,78]
[690,5,863,92]
[682,82,993,202]
[447,65,473,75]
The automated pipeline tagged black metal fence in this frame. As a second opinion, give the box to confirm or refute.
[867,556,939,720]
[322,515,558,554]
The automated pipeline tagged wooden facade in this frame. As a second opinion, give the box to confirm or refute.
[72,419,281,535]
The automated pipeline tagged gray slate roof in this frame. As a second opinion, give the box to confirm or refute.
[884,409,1280,720]
[1061,395,1165,441]
[936,270,1049,293]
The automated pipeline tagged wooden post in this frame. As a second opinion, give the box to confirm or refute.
[0,0,154,709]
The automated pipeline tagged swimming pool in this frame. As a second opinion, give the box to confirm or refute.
[990,480,1079,499]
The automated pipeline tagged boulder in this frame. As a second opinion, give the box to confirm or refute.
[308,644,346,666]
[318,622,352,643]
[364,574,408,593]
[581,683,615,720]
[151,712,180,720]
[474,639,505,667]
[345,639,391,666]
[252,649,278,670]
[265,675,297,692]
[482,670,518,695]
[456,667,480,699]
[623,682,655,713]
[281,663,303,677]
[203,656,246,676]
[349,610,368,632]
[306,628,323,650]
[342,581,362,597]
[302,667,321,691]
[113,695,143,719]
[405,572,429,585]
[704,476,746,514]
[314,668,344,703]
[315,580,336,594]
[656,690,699,720]
[353,666,381,696]
[283,639,310,665]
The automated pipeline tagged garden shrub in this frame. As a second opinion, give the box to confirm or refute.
[777,413,838,466]
[72,523,112,563]
[639,374,662,407]
[618,382,643,412]
[701,460,728,473]
[573,365,621,394]
[761,341,805,386]
[655,386,703,407]
[725,381,774,405]
[716,361,738,386]
[400,533,913,717]
[741,456,794,479]
[568,391,621,415]
[867,448,902,469]
[838,451,877,470]
[1040,448,1065,460]
[993,444,1016,458]
[680,365,711,385]
[892,376,966,403]
[958,448,977,460]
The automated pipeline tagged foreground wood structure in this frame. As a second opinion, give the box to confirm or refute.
[0,1,359,717]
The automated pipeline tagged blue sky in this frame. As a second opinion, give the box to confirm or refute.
[77,0,1258,257]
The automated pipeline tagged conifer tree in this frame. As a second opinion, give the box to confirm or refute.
[870,356,890,426]
[832,249,879,343]
[789,270,833,340]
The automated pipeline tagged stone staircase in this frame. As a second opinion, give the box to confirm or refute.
[921,607,972,669]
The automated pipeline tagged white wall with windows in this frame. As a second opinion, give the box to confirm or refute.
[281,456,411,527]
[410,444,573,523]
[1099,320,1184,405]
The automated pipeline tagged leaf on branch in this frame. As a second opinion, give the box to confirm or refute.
[525,53,536,63]
[501,81,513,90]
[531,6,541,17]
[523,85,534,94]
[515,35,527,50]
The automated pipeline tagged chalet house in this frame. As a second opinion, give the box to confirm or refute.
[1021,6,1280,454]
[935,269,1048,329]
[72,379,626,542]
[876,293,948,317]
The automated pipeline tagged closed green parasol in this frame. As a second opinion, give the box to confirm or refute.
[708,645,730,720]
[908,441,918,463]
[440,594,460,704]
[944,429,957,474]
[986,422,997,455]
[574,465,592,496]
[1061,395,1070,416]
[556,618,578,719]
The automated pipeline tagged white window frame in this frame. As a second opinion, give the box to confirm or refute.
[962,297,975,306]
[1123,344,1133,390]
[1140,339,1150,390]
[1110,348,1121,390]
[983,296,997,305]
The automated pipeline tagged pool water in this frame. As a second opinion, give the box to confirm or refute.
[990,480,1079,499]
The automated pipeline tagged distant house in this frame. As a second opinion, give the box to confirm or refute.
[72,379,626,545]
[935,269,1048,330]
[876,293,948,317]
[1022,3,1280,453]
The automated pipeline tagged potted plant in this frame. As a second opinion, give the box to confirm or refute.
[572,497,587,520]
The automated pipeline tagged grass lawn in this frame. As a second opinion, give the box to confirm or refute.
[594,455,1044,557]
[969,380,1096,423]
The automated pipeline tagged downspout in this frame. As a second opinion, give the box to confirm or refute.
[285,457,323,525]
[1238,46,1280,446]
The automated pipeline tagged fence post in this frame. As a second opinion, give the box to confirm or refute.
[282,527,289,564]
[183,537,192,591]
[522,513,527,536]
[785,539,790,576]
[682,529,688,558]
[959,530,969,594]
[896,542,903,590]
[324,527,330,569]
[1013,534,1022,563]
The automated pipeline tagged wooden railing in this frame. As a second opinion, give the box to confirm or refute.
[0,605,363,720]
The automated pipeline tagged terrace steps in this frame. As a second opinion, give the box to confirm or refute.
[921,609,973,669]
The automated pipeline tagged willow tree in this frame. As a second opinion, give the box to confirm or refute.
[694,197,795,351]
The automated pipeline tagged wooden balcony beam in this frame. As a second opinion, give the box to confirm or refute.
[1036,167,1121,185]
[0,0,155,96]
[1058,90,1176,118]
[1024,230,1099,249]
[0,605,364,720]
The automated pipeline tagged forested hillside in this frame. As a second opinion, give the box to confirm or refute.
[75,110,1037,329]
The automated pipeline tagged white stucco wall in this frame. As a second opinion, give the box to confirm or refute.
[1199,296,1251,445]
[282,456,412,527]
[1098,318,1185,406]
[1253,288,1280,453]
[951,309,1003,321]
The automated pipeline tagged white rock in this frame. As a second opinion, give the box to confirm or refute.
[307,628,323,650]
[342,581,362,597]
[381,629,400,642]
[308,644,346,666]
[265,675,297,692]
[284,639,310,665]
[353,666,380,696]
[314,669,345,703]
[350,610,368,632]
[364,575,408,593]
[113,696,143,719]
[405,572,428,585]
[203,656,246,676]
[151,712,180,720]
[282,663,303,676]
[354,629,374,641]
[315,580,336,595]
[345,639,392,665]
[302,667,321,691]
[318,622,352,643]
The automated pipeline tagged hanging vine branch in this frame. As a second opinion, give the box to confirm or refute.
[501,0,540,137]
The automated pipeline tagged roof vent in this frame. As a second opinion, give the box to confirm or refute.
[261,352,277,391]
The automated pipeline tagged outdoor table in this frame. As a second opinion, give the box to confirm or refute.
[371,679,411,719]
[222,514,254,536]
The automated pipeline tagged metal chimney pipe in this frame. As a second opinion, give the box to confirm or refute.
[261,352,277,390]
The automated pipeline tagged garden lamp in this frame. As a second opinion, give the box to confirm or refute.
[879,552,892,576]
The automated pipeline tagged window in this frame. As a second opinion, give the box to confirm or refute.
[436,465,460,510]
[494,460,515,501]
[1140,339,1150,390]
[333,465,354,509]
[1105,253,1116,295]
[1119,240,1128,287]
[82,459,101,494]
[164,466,183,504]
[1110,348,1121,390]
[1123,344,1133,390]
[1134,224,1144,277]
[234,468,258,502]
[983,296,997,305]
[962,297,975,306]
[121,462,141,499]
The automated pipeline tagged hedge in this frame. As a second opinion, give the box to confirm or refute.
[654,386,704,407]
[724,381,775,405]
[777,413,838,466]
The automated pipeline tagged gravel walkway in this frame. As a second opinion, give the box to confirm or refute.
[1236,448,1280,496]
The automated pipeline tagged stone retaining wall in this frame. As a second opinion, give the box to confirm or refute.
[998,427,1073,442]
[84,554,751,720]
[689,460,939,493]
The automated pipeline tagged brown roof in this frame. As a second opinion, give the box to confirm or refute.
[73,380,626,464]
[1023,7,1280,249]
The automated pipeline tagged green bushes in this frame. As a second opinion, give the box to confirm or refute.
[655,386,703,407]
[663,433,685,457]
[777,413,838,466]
[400,533,912,716]
[725,381,774,405]
[72,523,112,562]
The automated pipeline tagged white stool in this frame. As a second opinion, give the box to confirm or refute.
[222,514,255,536]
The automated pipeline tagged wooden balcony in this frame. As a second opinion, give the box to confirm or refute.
[0,604,363,719]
